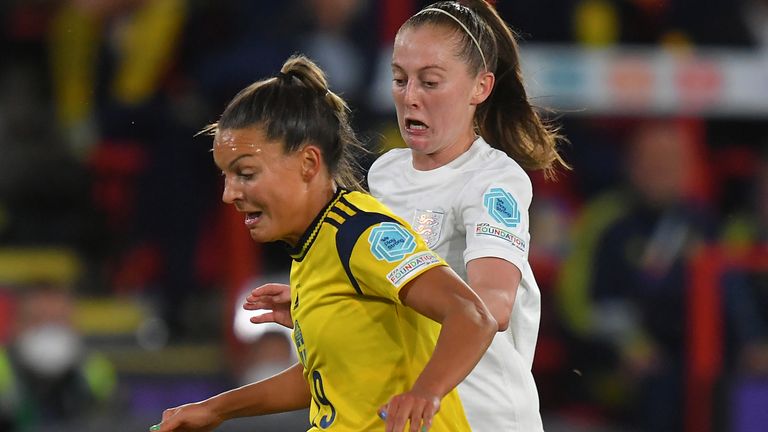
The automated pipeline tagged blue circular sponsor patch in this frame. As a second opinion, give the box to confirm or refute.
[483,187,521,227]
[368,222,417,262]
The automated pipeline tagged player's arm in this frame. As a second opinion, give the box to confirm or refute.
[401,266,496,397]
[154,363,309,431]
[461,177,531,332]
[381,266,496,431]
[466,257,521,331]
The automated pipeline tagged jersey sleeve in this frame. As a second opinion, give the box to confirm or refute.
[348,218,447,303]
[460,170,533,272]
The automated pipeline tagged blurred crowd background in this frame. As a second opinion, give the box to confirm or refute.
[0,0,767,431]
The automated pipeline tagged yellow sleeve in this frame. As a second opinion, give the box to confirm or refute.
[350,221,447,302]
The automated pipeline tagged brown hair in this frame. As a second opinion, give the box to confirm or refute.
[201,54,366,191]
[401,1,569,179]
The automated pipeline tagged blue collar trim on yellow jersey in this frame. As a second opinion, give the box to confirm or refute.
[285,188,348,261]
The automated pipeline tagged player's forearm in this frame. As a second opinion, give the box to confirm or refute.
[413,300,496,397]
[203,362,310,420]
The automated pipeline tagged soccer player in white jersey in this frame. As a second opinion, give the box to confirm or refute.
[247,1,570,431]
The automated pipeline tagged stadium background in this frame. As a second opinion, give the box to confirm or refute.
[0,0,766,431]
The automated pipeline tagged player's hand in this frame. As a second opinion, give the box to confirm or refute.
[150,401,222,432]
[379,390,440,432]
[243,283,294,328]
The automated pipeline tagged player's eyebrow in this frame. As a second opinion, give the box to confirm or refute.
[391,63,448,73]
[227,154,252,170]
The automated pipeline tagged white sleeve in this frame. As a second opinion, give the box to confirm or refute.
[460,171,532,272]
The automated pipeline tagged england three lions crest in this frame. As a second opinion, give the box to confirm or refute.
[412,209,444,248]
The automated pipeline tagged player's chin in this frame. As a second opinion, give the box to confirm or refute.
[247,227,273,244]
[404,136,433,153]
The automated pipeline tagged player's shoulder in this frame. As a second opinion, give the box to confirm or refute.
[474,138,530,175]
[337,190,386,213]
[463,139,533,199]
[369,147,411,175]
[332,191,413,256]
[332,190,405,227]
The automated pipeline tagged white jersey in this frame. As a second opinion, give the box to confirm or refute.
[368,137,543,432]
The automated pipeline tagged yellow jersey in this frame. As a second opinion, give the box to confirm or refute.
[287,189,470,431]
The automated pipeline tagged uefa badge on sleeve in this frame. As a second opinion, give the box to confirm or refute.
[369,222,417,262]
[483,187,520,228]
[412,209,444,248]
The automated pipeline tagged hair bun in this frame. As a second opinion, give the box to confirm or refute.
[277,70,296,82]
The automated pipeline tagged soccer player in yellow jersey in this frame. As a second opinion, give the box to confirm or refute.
[150,54,496,432]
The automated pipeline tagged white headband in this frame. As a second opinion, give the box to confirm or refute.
[417,7,488,72]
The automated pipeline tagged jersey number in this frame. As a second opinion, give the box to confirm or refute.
[312,370,336,428]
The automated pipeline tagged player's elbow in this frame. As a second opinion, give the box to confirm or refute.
[494,312,510,332]
[489,294,515,331]
[472,301,498,341]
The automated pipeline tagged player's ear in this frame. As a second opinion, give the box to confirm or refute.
[471,71,495,105]
[299,145,323,181]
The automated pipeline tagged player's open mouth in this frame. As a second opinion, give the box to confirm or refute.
[245,212,262,227]
[406,118,428,131]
